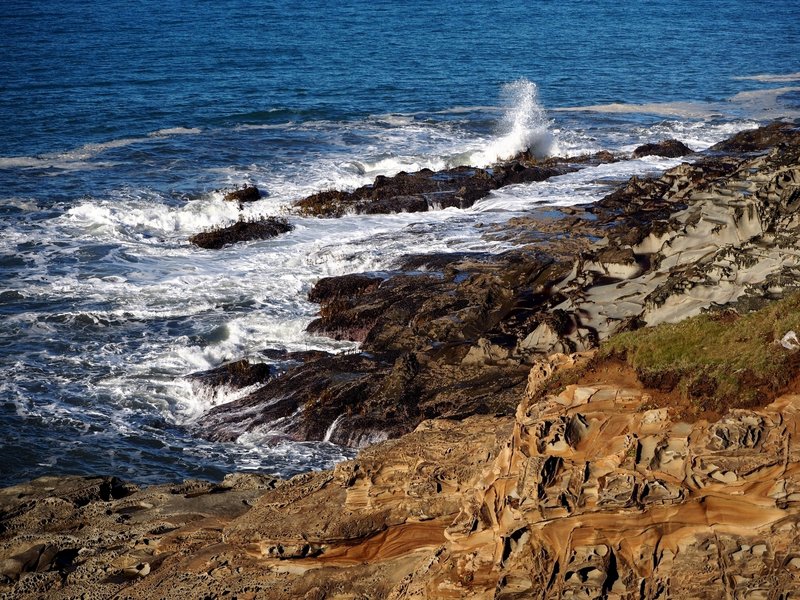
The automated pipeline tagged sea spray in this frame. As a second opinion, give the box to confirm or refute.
[470,79,555,166]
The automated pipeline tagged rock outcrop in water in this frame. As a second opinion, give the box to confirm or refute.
[186,359,273,390]
[223,184,262,205]
[631,138,693,158]
[295,151,617,217]
[189,216,293,249]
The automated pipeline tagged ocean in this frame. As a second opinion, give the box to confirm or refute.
[1,0,798,486]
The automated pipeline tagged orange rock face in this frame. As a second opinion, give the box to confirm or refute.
[409,354,800,598]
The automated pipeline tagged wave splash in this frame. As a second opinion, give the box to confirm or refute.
[470,79,554,166]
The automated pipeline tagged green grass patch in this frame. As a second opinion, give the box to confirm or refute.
[600,293,800,412]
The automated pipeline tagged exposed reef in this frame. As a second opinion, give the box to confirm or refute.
[295,151,617,217]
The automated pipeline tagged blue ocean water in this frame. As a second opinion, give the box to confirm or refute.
[1,0,798,486]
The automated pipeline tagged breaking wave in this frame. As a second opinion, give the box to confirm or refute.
[469,79,555,166]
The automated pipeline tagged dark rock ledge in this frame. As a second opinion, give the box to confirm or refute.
[294,150,618,217]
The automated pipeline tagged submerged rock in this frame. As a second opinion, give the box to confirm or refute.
[189,216,293,249]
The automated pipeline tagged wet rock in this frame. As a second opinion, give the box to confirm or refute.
[359,194,429,214]
[632,138,693,158]
[189,217,293,249]
[306,273,383,305]
[295,156,578,217]
[223,185,262,204]
[196,337,529,447]
[186,359,272,390]
[710,120,800,153]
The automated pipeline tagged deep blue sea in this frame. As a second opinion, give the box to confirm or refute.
[1,0,799,486]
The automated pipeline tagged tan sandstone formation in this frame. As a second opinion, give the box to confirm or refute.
[401,353,800,598]
[5,351,800,598]
[0,416,513,598]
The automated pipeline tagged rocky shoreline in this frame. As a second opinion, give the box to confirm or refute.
[197,121,800,448]
[3,121,800,598]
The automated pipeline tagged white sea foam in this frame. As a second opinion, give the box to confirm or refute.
[554,101,718,119]
[555,86,800,121]
[469,79,555,166]
[0,126,204,171]
[729,86,800,115]
[351,155,448,176]
[734,72,800,83]
[149,127,202,136]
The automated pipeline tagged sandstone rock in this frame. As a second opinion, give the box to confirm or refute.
[0,474,278,598]
[0,418,512,598]
[401,359,800,598]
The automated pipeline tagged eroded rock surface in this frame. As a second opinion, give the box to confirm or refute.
[0,418,510,599]
[396,352,800,598]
